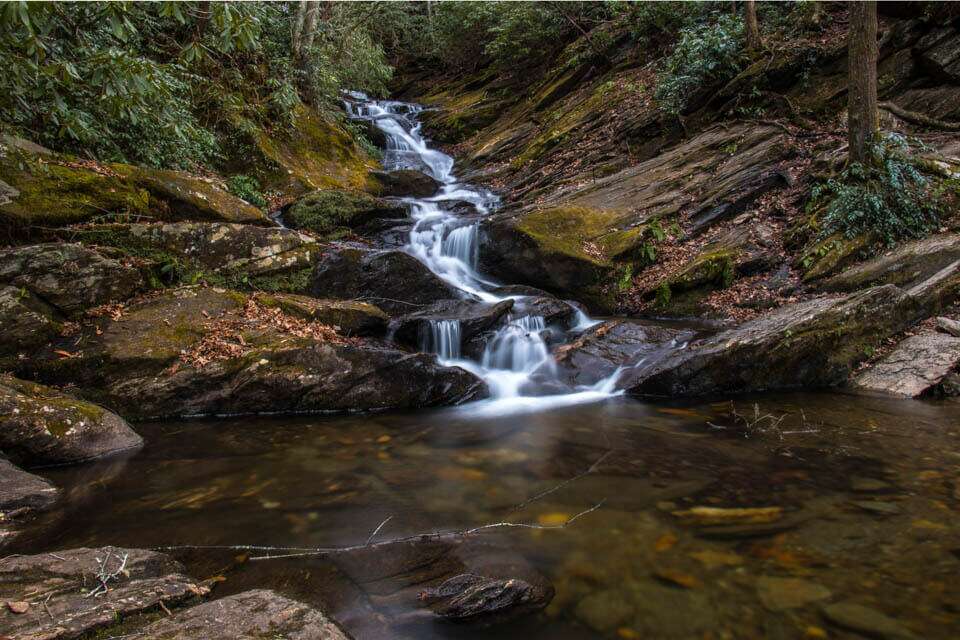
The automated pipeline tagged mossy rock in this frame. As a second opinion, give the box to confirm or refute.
[0,285,61,367]
[799,233,875,283]
[255,293,388,336]
[113,165,270,226]
[668,247,739,293]
[285,189,406,239]
[253,106,379,195]
[0,374,142,466]
[369,169,440,198]
[0,143,151,230]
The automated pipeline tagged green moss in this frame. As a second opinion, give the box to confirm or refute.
[516,206,626,265]
[669,247,739,292]
[285,189,393,238]
[0,151,150,229]
[799,233,874,282]
[254,106,378,194]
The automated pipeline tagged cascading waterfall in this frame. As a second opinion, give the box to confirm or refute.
[422,320,462,360]
[345,91,621,414]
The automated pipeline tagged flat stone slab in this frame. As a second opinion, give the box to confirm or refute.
[133,589,351,639]
[0,458,59,546]
[851,332,960,397]
[0,547,205,640]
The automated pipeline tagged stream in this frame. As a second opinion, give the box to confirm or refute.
[345,93,617,415]
[9,97,960,639]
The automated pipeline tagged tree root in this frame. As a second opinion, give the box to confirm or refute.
[879,101,960,131]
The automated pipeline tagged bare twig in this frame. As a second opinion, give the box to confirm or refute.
[86,551,129,598]
[365,515,393,546]
[509,450,611,513]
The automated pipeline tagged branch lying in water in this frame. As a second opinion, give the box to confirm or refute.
[507,450,612,514]
[154,501,605,562]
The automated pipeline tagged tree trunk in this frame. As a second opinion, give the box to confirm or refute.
[745,0,762,52]
[848,1,878,164]
[301,1,321,56]
[292,0,308,60]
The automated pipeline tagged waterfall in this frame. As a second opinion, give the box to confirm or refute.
[422,320,462,360]
[346,92,621,414]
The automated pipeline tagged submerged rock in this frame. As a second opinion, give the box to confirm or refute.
[370,169,440,198]
[0,243,143,318]
[0,547,205,640]
[851,332,960,397]
[20,287,486,419]
[132,589,352,640]
[0,375,142,466]
[311,247,466,315]
[821,601,919,640]
[621,285,923,397]
[285,189,407,239]
[421,573,551,625]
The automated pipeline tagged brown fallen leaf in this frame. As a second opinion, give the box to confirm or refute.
[6,601,29,614]
[53,349,78,359]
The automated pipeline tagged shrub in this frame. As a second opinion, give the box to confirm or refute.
[654,13,746,116]
[812,133,942,247]
[226,175,268,209]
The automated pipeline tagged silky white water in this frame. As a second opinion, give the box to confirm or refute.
[346,92,620,414]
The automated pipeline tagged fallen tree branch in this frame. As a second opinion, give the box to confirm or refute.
[156,501,605,562]
[879,101,960,131]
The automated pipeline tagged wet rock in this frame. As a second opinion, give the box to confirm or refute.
[574,588,635,633]
[0,375,142,466]
[490,284,554,298]
[851,332,960,397]
[393,299,514,350]
[370,169,440,198]
[818,233,960,291]
[621,285,922,397]
[256,293,388,336]
[756,577,831,611]
[132,589,351,640]
[352,117,388,147]
[312,247,466,315]
[936,316,960,337]
[0,547,205,640]
[0,243,142,318]
[21,288,486,419]
[821,601,919,640]
[0,458,58,546]
[117,165,271,226]
[512,295,580,328]
[285,189,407,239]
[555,320,695,386]
[421,573,552,625]
[852,500,903,516]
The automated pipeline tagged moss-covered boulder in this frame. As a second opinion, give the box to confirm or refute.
[63,222,319,291]
[255,293,388,336]
[621,285,924,397]
[369,169,440,198]
[0,243,143,318]
[18,287,486,419]
[0,142,151,230]
[114,165,271,226]
[253,106,379,194]
[0,376,142,466]
[285,189,407,239]
[311,247,464,314]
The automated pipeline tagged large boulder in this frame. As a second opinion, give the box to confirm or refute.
[114,165,271,226]
[851,332,960,397]
[0,458,58,546]
[0,243,143,318]
[393,299,514,351]
[132,590,352,640]
[0,547,206,640]
[64,222,320,290]
[555,320,697,387]
[0,284,61,364]
[256,293,388,336]
[285,189,407,239]
[818,233,960,292]
[19,287,486,419]
[0,376,142,466]
[370,169,440,198]
[312,247,466,314]
[620,285,923,397]
[915,26,960,84]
